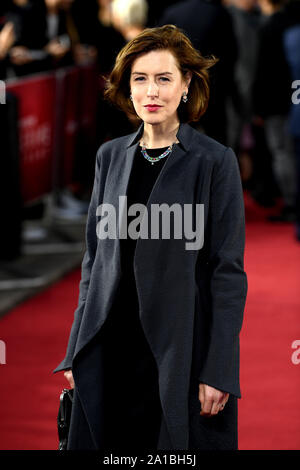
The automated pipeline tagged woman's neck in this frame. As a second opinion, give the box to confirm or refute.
[142,121,180,148]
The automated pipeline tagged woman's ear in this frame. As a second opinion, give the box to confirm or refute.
[184,70,192,90]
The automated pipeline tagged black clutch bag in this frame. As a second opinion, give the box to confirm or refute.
[57,388,74,450]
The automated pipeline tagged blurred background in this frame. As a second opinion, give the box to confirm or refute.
[0,0,299,451]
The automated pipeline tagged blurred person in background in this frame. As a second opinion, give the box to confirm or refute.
[6,0,78,222]
[158,0,238,146]
[6,0,81,75]
[75,0,136,146]
[5,0,49,76]
[3,0,48,227]
[54,0,98,67]
[253,0,297,222]
[55,24,247,451]
[5,0,97,77]
[281,0,300,239]
[226,0,261,153]
[226,0,279,208]
[111,0,148,42]
[41,0,78,70]
[58,0,135,193]
[75,0,126,74]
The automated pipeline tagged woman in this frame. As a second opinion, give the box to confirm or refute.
[54,24,248,451]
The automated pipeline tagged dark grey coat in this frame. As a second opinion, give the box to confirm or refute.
[53,122,248,450]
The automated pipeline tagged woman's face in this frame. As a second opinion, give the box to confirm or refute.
[129,49,191,127]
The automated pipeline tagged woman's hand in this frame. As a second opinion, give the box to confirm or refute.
[64,369,75,389]
[199,383,229,417]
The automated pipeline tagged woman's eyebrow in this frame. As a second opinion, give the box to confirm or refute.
[131,72,173,76]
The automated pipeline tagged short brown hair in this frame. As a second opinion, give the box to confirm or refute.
[104,24,218,122]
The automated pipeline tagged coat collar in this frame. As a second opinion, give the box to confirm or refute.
[126,121,194,152]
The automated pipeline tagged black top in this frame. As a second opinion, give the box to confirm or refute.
[120,145,170,279]
[101,145,172,356]
[100,145,172,357]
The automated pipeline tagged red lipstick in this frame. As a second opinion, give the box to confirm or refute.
[144,105,162,112]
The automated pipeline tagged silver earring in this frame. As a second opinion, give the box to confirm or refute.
[130,94,133,101]
[182,92,188,103]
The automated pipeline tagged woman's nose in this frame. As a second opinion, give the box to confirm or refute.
[147,81,159,97]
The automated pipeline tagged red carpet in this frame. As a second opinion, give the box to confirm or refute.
[0,270,81,450]
[239,193,300,450]
[0,192,299,450]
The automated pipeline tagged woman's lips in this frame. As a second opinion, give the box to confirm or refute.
[144,105,162,112]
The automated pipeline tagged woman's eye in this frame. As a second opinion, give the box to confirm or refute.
[133,76,170,82]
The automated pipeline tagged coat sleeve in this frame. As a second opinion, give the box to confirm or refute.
[198,147,248,398]
[53,147,103,373]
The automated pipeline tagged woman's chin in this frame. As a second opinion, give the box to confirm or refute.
[141,115,172,127]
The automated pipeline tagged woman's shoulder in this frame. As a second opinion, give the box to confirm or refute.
[96,132,135,154]
[94,130,139,166]
[186,124,232,163]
